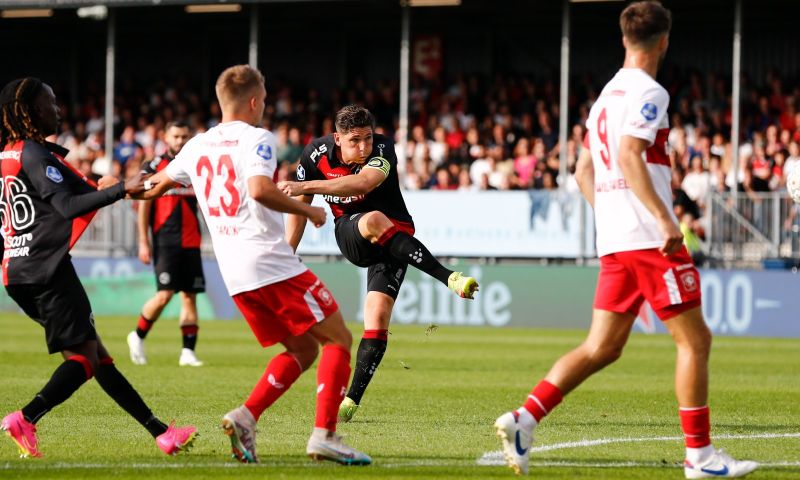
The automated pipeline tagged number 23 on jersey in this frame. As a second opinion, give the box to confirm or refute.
[196,155,241,217]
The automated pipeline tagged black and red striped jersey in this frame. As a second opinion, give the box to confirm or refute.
[296,133,413,225]
[143,154,201,249]
[0,140,123,285]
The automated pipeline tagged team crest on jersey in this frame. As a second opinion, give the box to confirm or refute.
[640,103,658,121]
[256,144,273,161]
[296,164,306,180]
[317,287,334,307]
[46,166,63,183]
[680,271,698,292]
[159,272,171,285]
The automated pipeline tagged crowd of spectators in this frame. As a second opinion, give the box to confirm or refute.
[50,67,800,255]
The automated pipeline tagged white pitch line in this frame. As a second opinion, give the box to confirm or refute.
[479,432,800,467]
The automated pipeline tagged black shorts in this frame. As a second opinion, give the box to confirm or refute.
[6,258,96,354]
[153,247,206,293]
[334,213,407,299]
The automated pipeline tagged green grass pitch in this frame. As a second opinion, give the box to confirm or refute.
[1,313,798,479]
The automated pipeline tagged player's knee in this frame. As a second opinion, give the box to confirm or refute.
[286,339,319,370]
[155,290,174,306]
[363,212,392,236]
[586,343,624,367]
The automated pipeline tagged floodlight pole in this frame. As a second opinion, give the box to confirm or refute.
[398,2,410,177]
[558,0,570,190]
[104,8,115,164]
[249,4,259,68]
[731,0,742,206]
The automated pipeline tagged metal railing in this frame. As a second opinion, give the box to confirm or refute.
[705,191,799,268]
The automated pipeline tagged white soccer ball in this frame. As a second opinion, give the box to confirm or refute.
[787,166,800,204]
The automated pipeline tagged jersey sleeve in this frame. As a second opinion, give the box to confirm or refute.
[165,151,192,186]
[621,86,670,145]
[243,130,277,180]
[295,143,317,183]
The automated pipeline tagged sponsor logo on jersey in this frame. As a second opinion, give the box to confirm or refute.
[310,144,328,161]
[3,233,33,259]
[377,143,385,156]
[46,165,63,183]
[0,150,21,160]
[297,164,306,180]
[256,144,273,161]
[322,194,365,204]
[640,102,658,121]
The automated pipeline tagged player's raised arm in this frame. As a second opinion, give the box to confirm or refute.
[278,159,387,197]
[574,143,595,208]
[249,176,326,228]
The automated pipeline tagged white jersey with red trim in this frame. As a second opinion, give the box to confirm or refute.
[166,121,306,295]
[585,68,674,257]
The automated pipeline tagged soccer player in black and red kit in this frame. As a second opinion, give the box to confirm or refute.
[0,77,196,458]
[127,121,206,367]
[279,106,478,422]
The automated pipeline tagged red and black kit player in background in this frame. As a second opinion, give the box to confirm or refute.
[0,77,196,458]
[493,2,757,478]
[127,121,206,367]
[278,105,479,423]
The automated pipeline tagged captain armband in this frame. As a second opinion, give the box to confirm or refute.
[364,157,390,177]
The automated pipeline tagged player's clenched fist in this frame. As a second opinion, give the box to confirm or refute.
[657,217,683,255]
[277,181,302,197]
[307,206,326,228]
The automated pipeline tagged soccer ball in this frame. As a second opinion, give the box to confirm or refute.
[787,167,800,204]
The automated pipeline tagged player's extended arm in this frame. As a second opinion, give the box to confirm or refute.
[137,199,153,264]
[574,147,595,208]
[48,171,149,220]
[249,176,326,227]
[281,166,387,197]
[617,135,683,254]
[285,194,314,252]
[133,170,177,200]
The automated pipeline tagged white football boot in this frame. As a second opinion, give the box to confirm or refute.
[127,331,147,365]
[494,409,536,475]
[306,428,371,465]
[179,348,204,367]
[684,448,758,478]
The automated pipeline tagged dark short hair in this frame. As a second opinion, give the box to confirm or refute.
[165,120,190,131]
[335,105,375,134]
[620,1,672,48]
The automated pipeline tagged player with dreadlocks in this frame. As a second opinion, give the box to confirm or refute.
[0,77,197,458]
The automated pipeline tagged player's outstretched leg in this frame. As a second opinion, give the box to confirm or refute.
[1,352,95,458]
[222,350,305,463]
[306,311,371,465]
[360,212,479,299]
[93,341,196,455]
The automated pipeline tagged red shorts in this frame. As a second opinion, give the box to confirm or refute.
[232,270,339,347]
[594,246,702,321]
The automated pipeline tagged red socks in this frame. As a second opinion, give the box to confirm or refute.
[315,344,351,432]
[244,352,302,421]
[523,380,564,422]
[680,406,711,448]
